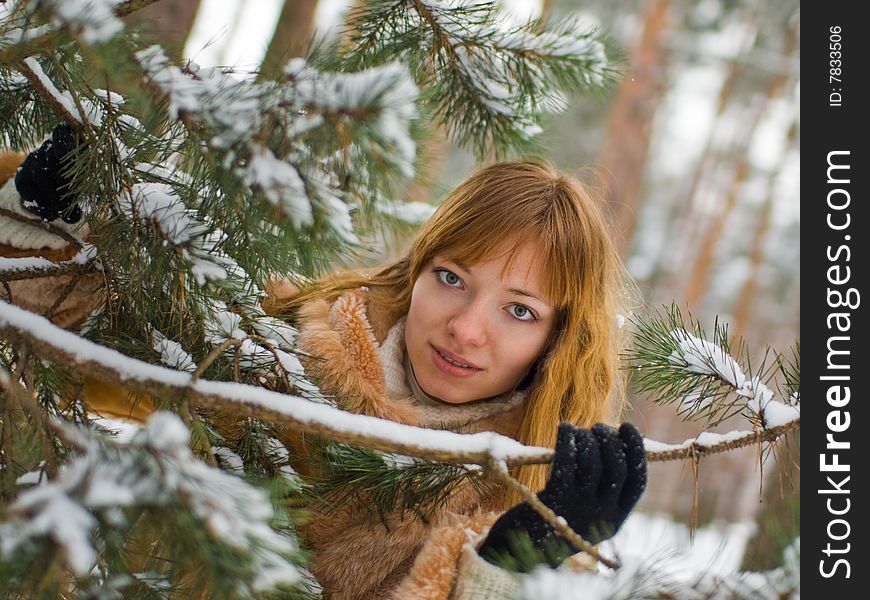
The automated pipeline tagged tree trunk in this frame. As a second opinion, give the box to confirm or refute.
[259,0,319,80]
[680,22,796,308]
[595,0,671,257]
[731,119,798,338]
[124,0,202,63]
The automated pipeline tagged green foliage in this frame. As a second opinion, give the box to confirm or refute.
[309,443,493,524]
[316,0,617,158]
[0,1,627,596]
[624,304,800,427]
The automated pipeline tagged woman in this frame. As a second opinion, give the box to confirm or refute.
[1,128,647,599]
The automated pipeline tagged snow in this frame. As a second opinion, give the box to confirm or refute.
[517,512,764,599]
[287,61,418,177]
[151,329,196,373]
[119,183,230,285]
[143,412,190,450]
[0,245,97,274]
[252,316,298,349]
[758,398,800,428]
[668,329,800,429]
[0,411,302,590]
[244,146,314,226]
[642,426,788,454]
[0,300,552,465]
[0,483,97,575]
[670,328,745,388]
[42,0,123,44]
[21,57,82,124]
[214,446,245,473]
[204,304,245,345]
[120,183,207,246]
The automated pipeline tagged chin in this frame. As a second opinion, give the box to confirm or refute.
[418,377,471,405]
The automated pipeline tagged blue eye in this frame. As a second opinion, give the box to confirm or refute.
[436,268,463,288]
[507,304,536,322]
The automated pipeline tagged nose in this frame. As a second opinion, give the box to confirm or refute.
[447,301,488,347]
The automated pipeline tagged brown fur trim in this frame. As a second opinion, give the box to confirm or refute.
[327,292,385,396]
[0,241,81,262]
[82,378,156,423]
[0,152,25,186]
[390,511,499,600]
[296,292,417,424]
[303,477,495,600]
[1,269,105,328]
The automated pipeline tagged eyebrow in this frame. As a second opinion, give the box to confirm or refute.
[507,288,545,303]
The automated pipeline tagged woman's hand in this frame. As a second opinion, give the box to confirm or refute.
[14,123,82,223]
[478,422,647,570]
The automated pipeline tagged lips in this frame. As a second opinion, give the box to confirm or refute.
[430,344,482,373]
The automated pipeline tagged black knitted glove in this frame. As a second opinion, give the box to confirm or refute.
[479,422,647,571]
[15,123,82,223]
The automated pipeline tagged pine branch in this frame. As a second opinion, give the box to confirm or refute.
[0,247,98,282]
[0,300,553,467]
[625,304,800,428]
[310,444,487,523]
[0,207,85,249]
[1,300,799,475]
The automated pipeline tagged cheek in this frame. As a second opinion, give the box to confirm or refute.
[499,327,551,377]
[405,280,436,346]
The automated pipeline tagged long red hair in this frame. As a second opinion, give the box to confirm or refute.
[272,161,632,504]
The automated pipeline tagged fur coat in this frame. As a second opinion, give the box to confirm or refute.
[283,287,530,600]
[0,150,533,599]
[0,152,104,328]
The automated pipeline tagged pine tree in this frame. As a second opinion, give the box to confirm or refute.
[0,1,798,597]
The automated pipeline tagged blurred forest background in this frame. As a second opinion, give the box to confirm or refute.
[126,0,800,571]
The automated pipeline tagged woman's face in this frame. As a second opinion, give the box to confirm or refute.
[404,240,556,404]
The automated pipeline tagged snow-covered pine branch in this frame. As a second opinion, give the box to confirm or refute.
[0,412,304,597]
[0,244,98,281]
[516,537,800,600]
[340,0,614,157]
[1,300,796,468]
[626,304,800,428]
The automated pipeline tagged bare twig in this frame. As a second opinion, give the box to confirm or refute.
[0,258,97,283]
[17,58,83,131]
[114,0,162,18]
[191,337,242,382]
[0,207,84,248]
[486,457,621,570]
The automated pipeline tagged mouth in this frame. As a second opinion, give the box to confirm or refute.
[431,344,482,372]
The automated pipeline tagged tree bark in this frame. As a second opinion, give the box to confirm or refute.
[124,0,202,63]
[259,0,319,79]
[595,0,671,257]
[680,22,796,308]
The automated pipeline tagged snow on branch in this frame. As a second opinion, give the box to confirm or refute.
[283,59,418,178]
[119,183,232,285]
[17,57,84,127]
[1,301,797,468]
[0,412,301,593]
[34,0,124,45]
[627,305,800,428]
[0,245,98,282]
[668,328,800,429]
[346,0,611,156]
[516,537,800,599]
[0,300,551,466]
